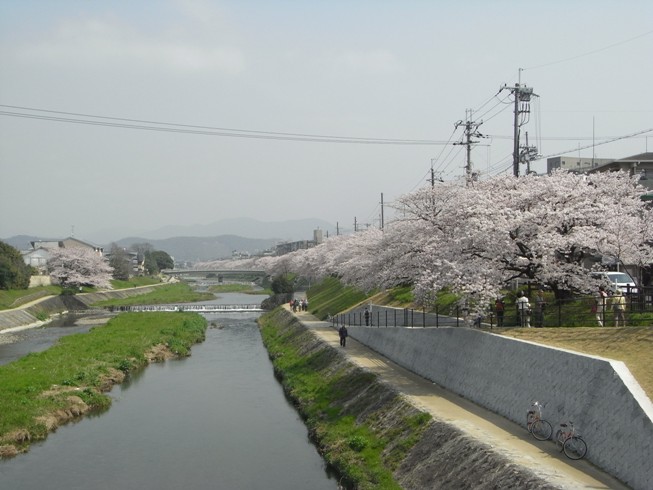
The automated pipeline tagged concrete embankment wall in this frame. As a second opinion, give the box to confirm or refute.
[0,286,160,331]
[346,324,652,490]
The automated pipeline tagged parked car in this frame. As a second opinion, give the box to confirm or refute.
[592,271,638,294]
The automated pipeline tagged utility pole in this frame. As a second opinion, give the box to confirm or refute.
[454,109,485,185]
[354,217,357,232]
[501,75,537,177]
[428,160,443,188]
[380,193,384,230]
[430,159,436,188]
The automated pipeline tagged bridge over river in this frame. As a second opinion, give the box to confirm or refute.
[161,269,268,279]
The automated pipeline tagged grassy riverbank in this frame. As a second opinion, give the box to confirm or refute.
[0,277,164,311]
[0,312,207,457]
[306,277,370,320]
[259,308,430,489]
[0,285,61,310]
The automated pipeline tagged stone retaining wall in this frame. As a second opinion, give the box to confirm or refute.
[346,324,653,490]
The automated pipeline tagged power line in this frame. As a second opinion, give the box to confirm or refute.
[538,127,653,160]
[486,133,651,141]
[474,93,513,123]
[0,105,453,146]
[523,29,653,71]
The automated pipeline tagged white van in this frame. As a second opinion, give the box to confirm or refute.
[593,271,638,294]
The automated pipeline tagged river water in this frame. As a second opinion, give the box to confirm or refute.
[0,293,338,489]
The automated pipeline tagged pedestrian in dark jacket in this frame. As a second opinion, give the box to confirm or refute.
[338,324,348,347]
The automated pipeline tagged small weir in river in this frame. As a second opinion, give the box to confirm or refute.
[106,303,264,312]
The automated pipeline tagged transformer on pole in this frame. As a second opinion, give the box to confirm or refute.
[502,76,538,176]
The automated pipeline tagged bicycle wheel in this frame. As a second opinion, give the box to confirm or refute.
[554,430,565,451]
[563,436,587,460]
[531,419,553,441]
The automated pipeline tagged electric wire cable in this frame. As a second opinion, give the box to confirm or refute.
[539,128,653,160]
[524,29,653,71]
[0,106,452,146]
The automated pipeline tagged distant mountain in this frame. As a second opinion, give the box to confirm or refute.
[112,235,279,262]
[2,235,51,250]
[3,218,337,262]
[140,217,335,242]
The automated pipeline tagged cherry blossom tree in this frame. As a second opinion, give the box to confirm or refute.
[47,247,114,289]
[393,170,653,301]
[200,170,652,309]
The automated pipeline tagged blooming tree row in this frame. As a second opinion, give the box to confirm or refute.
[198,171,653,309]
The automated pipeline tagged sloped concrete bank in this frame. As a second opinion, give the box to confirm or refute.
[0,286,160,331]
[260,309,557,489]
[346,324,652,490]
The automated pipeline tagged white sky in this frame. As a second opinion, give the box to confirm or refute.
[1,0,652,240]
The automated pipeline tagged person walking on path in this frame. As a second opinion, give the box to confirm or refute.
[515,291,531,328]
[494,298,505,327]
[593,285,608,327]
[612,289,626,327]
[535,290,546,328]
[338,324,348,347]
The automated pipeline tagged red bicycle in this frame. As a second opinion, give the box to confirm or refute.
[526,401,552,441]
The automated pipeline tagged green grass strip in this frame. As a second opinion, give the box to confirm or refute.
[0,312,207,452]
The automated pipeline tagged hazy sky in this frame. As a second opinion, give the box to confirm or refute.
[1,0,652,241]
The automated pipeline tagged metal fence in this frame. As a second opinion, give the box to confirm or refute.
[331,286,653,329]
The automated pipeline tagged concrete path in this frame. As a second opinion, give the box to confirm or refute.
[291,308,629,490]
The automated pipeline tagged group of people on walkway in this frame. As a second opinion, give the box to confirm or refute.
[593,286,626,327]
[493,291,545,328]
[290,298,308,313]
[502,287,628,328]
[513,290,547,328]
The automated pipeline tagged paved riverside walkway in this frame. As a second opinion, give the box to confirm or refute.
[288,307,628,490]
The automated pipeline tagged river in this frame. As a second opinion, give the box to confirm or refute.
[0,292,338,489]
